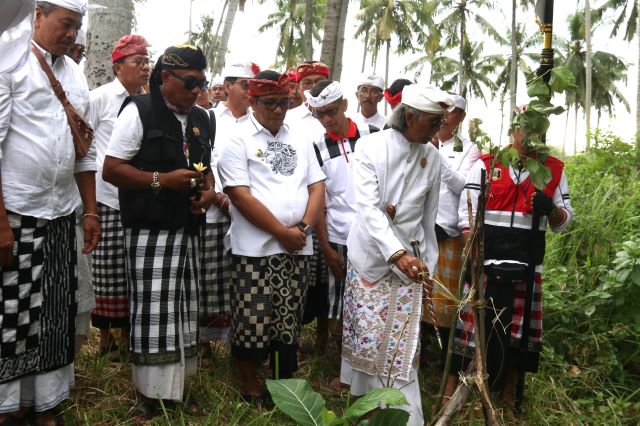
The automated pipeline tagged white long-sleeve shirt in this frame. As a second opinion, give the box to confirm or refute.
[354,111,386,130]
[88,77,131,210]
[347,128,441,282]
[436,136,481,236]
[0,42,95,220]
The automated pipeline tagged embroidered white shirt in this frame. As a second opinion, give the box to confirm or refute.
[206,102,250,224]
[347,128,441,282]
[219,113,326,257]
[354,111,386,130]
[437,136,481,237]
[88,77,132,210]
[0,42,95,220]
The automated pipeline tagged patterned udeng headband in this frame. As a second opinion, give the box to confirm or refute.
[248,74,290,97]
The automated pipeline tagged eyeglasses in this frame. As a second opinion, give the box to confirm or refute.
[357,87,383,97]
[123,57,150,68]
[232,80,249,90]
[254,97,292,111]
[166,69,208,91]
[311,105,341,119]
[299,77,325,90]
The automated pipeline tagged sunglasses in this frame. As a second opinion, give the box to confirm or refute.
[311,105,341,119]
[254,97,292,111]
[166,69,208,91]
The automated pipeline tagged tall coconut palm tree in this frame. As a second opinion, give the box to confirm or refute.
[212,0,240,76]
[259,0,325,69]
[85,0,135,89]
[509,0,536,115]
[435,0,504,94]
[429,40,503,103]
[188,15,217,70]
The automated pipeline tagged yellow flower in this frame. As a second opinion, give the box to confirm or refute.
[192,127,200,137]
[194,162,207,173]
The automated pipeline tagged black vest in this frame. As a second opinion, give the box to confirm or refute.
[118,91,212,233]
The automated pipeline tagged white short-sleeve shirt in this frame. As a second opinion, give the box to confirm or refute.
[219,113,325,257]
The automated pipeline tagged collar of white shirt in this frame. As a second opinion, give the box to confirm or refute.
[248,111,290,138]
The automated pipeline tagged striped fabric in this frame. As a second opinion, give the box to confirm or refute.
[424,235,465,327]
[198,221,231,324]
[125,228,200,365]
[327,242,348,320]
[91,203,129,328]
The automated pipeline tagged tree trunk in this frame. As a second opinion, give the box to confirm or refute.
[212,0,239,76]
[188,0,193,41]
[361,30,369,73]
[585,0,592,150]
[85,0,134,89]
[636,6,640,160]
[384,39,390,114]
[320,0,348,80]
[304,0,314,61]
[573,106,578,154]
[207,0,228,74]
[458,11,465,94]
[509,0,518,117]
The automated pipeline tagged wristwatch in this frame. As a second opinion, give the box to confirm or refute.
[297,221,313,235]
[150,171,161,194]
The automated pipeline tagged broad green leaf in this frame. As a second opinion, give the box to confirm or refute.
[527,79,550,98]
[323,408,339,425]
[361,408,410,426]
[529,164,552,190]
[528,99,565,115]
[342,388,408,420]
[549,66,577,92]
[616,268,631,283]
[266,379,326,426]
[631,270,640,286]
[524,158,540,175]
[585,305,596,317]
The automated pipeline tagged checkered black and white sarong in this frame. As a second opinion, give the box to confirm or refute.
[230,254,310,359]
[198,221,231,325]
[91,203,128,329]
[327,242,348,320]
[125,228,199,365]
[0,212,76,384]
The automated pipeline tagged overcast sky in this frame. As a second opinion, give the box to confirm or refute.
[123,0,638,154]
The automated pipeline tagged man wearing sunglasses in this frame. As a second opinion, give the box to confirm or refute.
[354,73,387,130]
[87,34,150,364]
[340,85,454,426]
[218,70,325,406]
[103,44,213,421]
[305,80,379,391]
[197,62,260,365]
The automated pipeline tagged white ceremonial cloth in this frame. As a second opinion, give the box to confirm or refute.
[206,102,250,224]
[436,136,481,237]
[0,42,95,220]
[0,364,74,413]
[340,359,423,426]
[218,113,325,257]
[354,111,386,130]
[0,0,34,73]
[88,77,132,210]
[346,128,440,282]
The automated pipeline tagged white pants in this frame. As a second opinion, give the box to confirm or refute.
[0,364,74,413]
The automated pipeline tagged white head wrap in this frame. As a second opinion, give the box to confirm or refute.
[401,85,455,114]
[357,73,385,91]
[222,62,259,79]
[75,28,86,46]
[211,74,224,86]
[303,81,343,108]
[45,0,90,14]
[452,95,467,111]
[0,0,35,73]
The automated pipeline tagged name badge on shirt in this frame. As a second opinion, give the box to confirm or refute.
[492,168,502,181]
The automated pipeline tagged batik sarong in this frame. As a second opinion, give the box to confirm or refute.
[0,212,76,384]
[342,261,422,382]
[230,253,310,359]
[423,236,464,327]
[125,228,199,365]
[91,203,129,329]
[198,221,231,328]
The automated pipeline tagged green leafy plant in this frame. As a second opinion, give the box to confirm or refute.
[266,378,409,426]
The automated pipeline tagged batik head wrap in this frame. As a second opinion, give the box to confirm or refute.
[111,34,148,63]
[295,62,329,80]
[161,44,206,71]
[304,81,343,108]
[248,73,290,97]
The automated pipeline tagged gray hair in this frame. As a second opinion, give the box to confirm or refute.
[388,104,424,132]
[36,1,58,16]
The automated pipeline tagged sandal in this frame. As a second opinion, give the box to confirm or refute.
[128,401,158,424]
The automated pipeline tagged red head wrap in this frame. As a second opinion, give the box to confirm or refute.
[295,62,329,80]
[248,74,290,97]
[286,67,298,83]
[112,34,149,63]
[384,88,403,108]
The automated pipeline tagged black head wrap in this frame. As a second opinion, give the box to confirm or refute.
[161,44,207,70]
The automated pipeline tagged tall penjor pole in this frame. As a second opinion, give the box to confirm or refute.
[514,0,554,415]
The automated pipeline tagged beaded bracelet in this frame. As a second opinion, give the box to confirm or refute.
[388,249,407,264]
